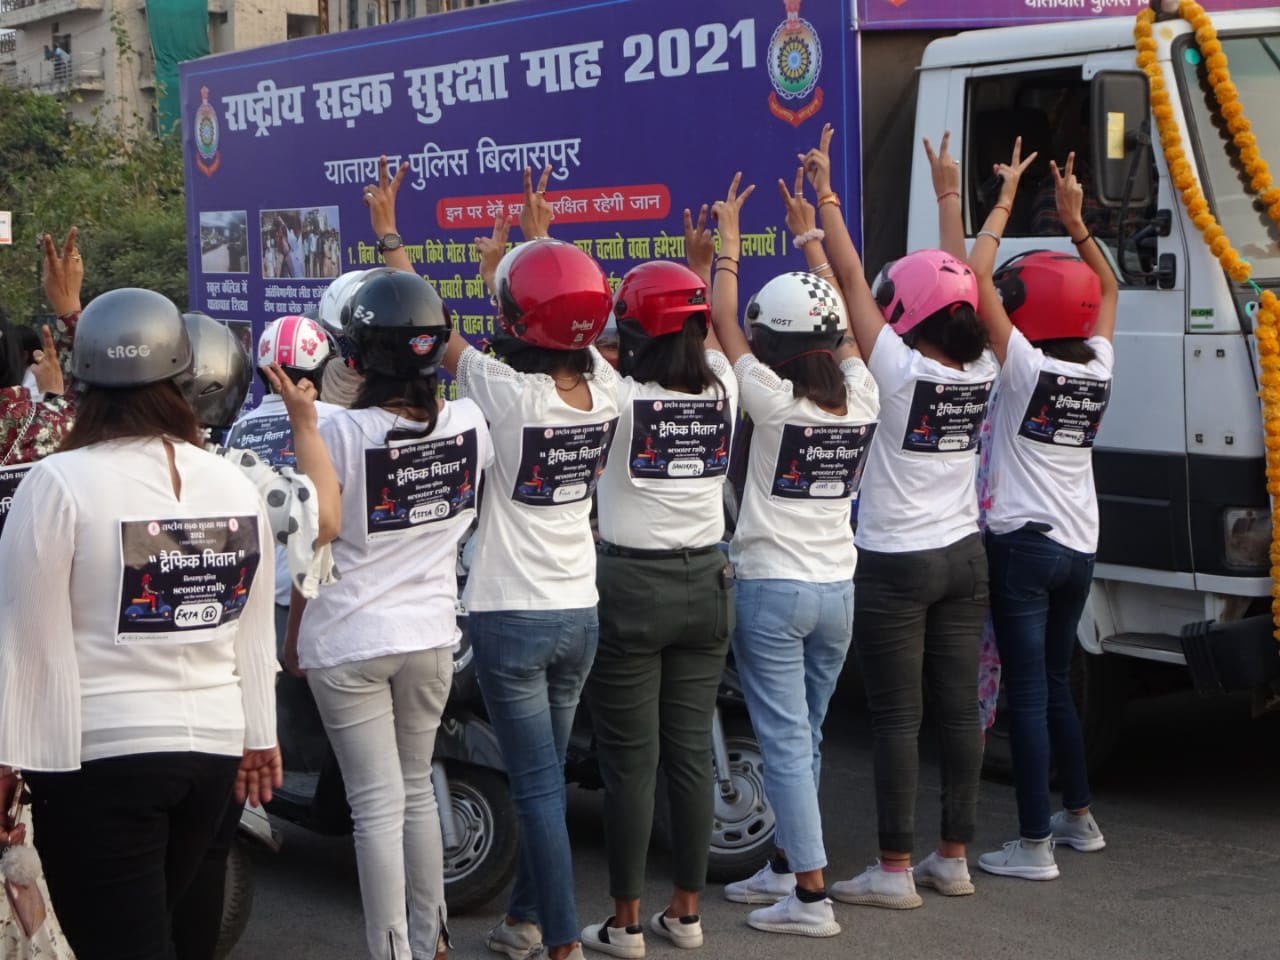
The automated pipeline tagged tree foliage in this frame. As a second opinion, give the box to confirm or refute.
[0,84,187,322]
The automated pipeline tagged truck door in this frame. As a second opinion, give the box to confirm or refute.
[957,58,1192,587]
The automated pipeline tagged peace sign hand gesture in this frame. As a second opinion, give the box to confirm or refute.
[799,122,835,196]
[363,155,406,238]
[31,325,64,396]
[778,166,817,238]
[1051,152,1086,235]
[993,136,1039,207]
[42,227,82,316]
[519,165,554,241]
[475,213,512,291]
[710,172,755,250]
[923,130,961,200]
[684,204,715,284]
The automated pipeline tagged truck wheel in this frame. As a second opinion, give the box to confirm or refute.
[212,838,254,960]
[981,645,1132,783]
[442,764,519,914]
[654,717,777,884]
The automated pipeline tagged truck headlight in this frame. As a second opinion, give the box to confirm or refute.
[1223,507,1271,569]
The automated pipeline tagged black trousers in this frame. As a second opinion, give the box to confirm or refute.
[27,752,241,960]
[853,533,988,852]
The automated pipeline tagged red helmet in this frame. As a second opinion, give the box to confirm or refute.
[613,261,709,338]
[993,251,1101,342]
[494,240,612,350]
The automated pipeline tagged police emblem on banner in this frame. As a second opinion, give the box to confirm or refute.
[195,86,221,177]
[767,0,824,128]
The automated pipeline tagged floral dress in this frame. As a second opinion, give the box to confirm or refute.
[976,382,1003,736]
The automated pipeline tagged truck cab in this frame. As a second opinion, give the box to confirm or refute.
[902,10,1280,765]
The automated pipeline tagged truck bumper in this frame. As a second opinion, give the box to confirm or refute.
[1180,615,1280,694]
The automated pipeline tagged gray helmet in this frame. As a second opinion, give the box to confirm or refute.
[179,312,253,431]
[73,288,193,387]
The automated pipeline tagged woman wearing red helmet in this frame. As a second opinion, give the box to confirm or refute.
[356,159,621,960]
[967,149,1117,881]
[708,159,878,938]
[811,128,1000,909]
[580,218,739,955]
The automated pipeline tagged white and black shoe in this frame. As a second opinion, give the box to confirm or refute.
[649,911,703,950]
[581,917,645,959]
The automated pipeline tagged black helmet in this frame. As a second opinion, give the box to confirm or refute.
[343,268,451,377]
[179,312,253,431]
[73,288,192,387]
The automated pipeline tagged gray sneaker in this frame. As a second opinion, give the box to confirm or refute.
[1051,810,1106,852]
[487,920,543,960]
[912,851,975,896]
[978,839,1060,881]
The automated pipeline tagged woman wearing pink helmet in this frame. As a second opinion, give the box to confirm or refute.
[965,146,1117,881]
[802,127,998,907]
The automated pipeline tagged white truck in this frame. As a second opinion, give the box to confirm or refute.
[868,8,1280,771]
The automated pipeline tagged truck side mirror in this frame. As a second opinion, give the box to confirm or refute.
[1090,71,1155,209]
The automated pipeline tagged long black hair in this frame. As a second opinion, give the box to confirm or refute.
[752,329,847,411]
[493,332,594,378]
[62,381,204,450]
[353,373,441,437]
[1036,337,1098,364]
[621,316,725,395]
[902,303,988,364]
[0,309,26,390]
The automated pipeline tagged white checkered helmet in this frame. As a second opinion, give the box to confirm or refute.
[745,272,847,341]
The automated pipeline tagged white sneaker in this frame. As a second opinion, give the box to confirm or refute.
[649,912,703,950]
[829,862,923,910]
[746,891,841,938]
[723,861,796,904]
[487,920,543,960]
[912,851,975,896]
[581,918,645,959]
[978,839,1060,880]
[1051,810,1107,852]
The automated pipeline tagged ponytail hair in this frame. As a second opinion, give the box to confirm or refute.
[353,372,441,438]
[779,350,848,410]
[620,316,725,395]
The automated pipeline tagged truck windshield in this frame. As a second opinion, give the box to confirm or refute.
[1178,33,1280,280]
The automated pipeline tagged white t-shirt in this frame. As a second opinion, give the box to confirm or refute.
[985,329,1114,553]
[856,325,999,553]
[596,350,738,550]
[729,354,880,582]
[299,401,492,669]
[455,345,622,611]
[227,394,343,605]
[0,438,277,771]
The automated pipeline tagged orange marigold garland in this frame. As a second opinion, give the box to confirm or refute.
[1136,3,1280,638]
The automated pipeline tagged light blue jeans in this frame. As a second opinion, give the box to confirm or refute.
[731,578,854,874]
[470,607,598,949]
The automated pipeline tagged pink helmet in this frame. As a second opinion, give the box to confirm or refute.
[873,250,979,335]
[258,315,334,372]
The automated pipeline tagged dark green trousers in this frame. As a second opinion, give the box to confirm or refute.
[587,548,733,899]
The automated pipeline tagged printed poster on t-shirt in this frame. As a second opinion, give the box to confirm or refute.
[117,515,262,644]
[0,463,33,539]
[901,379,993,454]
[363,428,480,541]
[1018,371,1111,448]
[512,418,618,506]
[628,398,733,480]
[771,421,878,500]
[225,412,296,468]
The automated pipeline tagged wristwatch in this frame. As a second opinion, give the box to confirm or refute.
[376,232,403,254]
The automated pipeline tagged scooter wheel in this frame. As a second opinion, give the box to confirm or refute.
[212,837,254,960]
[442,764,519,914]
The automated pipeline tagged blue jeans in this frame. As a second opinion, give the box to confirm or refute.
[987,529,1094,840]
[470,608,599,948]
[731,578,854,874]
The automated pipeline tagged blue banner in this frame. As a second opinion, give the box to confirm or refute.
[179,0,857,396]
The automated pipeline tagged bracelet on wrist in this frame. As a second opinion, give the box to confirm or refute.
[817,192,840,208]
[716,266,738,280]
[715,255,739,264]
[936,191,960,203]
[1071,231,1094,247]
[992,203,1013,216]
[792,228,825,249]
[976,229,1001,245]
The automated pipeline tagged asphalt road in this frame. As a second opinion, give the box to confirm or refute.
[229,681,1280,960]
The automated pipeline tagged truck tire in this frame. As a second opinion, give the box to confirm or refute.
[442,764,519,914]
[212,838,254,960]
[654,717,777,884]
[981,645,1131,783]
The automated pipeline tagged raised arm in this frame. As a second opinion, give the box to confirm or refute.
[1054,152,1118,343]
[364,156,413,274]
[261,363,340,545]
[801,123,884,361]
[443,213,511,376]
[41,228,82,388]
[709,173,755,365]
[970,136,1037,364]
[684,203,724,352]
[924,132,965,260]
